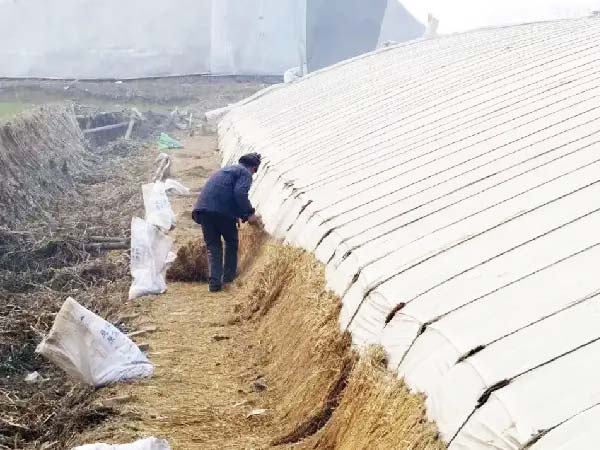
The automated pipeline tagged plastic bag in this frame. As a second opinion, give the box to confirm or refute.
[129,217,173,300]
[36,298,154,387]
[153,153,171,182]
[424,14,439,39]
[163,179,190,196]
[204,106,232,132]
[205,105,231,124]
[284,66,302,83]
[142,183,176,231]
[72,437,170,450]
[157,133,183,150]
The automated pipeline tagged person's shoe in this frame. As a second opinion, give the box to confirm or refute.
[209,284,222,293]
[223,275,236,284]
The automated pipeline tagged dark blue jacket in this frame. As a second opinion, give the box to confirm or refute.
[193,164,255,221]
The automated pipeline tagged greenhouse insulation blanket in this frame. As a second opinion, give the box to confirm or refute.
[217,17,600,450]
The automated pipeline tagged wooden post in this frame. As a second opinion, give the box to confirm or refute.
[83,122,130,135]
[124,109,136,140]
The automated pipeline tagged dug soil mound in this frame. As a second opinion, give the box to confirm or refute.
[0,105,93,227]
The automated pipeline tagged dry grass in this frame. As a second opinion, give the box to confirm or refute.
[166,238,209,282]
[237,226,266,274]
[0,105,93,228]
[239,244,299,319]
[69,282,276,450]
[0,108,154,450]
[236,243,355,445]
[167,225,266,282]
[233,242,446,450]
[306,347,446,450]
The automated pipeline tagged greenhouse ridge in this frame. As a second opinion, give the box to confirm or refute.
[220,16,600,449]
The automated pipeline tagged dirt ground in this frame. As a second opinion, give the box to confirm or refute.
[77,284,279,449]
[73,135,287,449]
[0,76,272,118]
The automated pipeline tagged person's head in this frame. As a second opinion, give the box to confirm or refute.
[239,153,262,174]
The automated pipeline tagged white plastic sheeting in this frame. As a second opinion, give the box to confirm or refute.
[0,0,212,79]
[306,0,424,72]
[0,0,299,78]
[218,17,600,449]
[401,0,599,34]
[36,297,153,387]
[0,0,421,78]
[377,0,427,48]
[210,0,305,76]
[306,0,387,72]
[284,67,303,84]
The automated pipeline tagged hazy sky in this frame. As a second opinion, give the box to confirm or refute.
[402,0,599,33]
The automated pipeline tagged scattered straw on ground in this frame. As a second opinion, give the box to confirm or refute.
[77,236,447,450]
[71,282,276,450]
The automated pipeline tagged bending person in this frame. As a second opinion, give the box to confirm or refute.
[192,153,262,292]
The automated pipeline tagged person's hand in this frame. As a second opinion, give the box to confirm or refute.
[247,214,261,225]
[247,214,264,228]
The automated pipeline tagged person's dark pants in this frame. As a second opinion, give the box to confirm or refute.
[196,212,239,290]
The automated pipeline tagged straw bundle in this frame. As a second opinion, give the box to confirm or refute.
[237,243,355,445]
[0,105,93,228]
[167,225,266,282]
[308,347,446,450]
